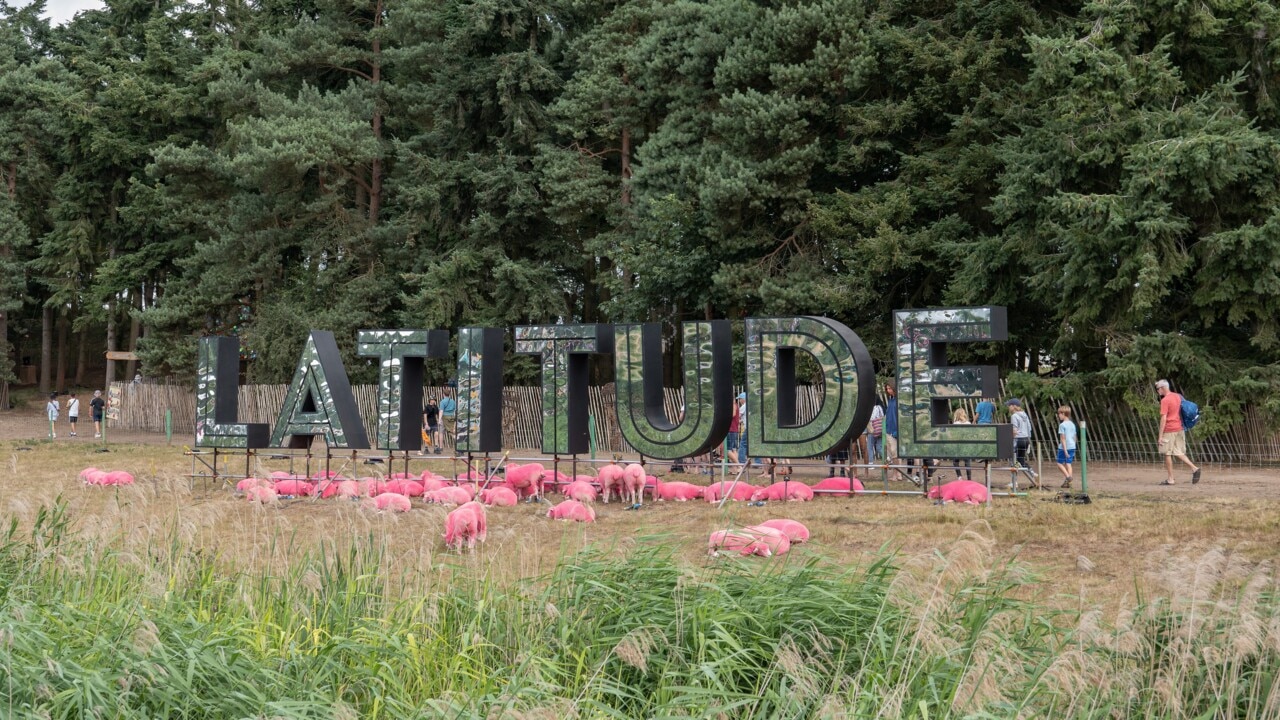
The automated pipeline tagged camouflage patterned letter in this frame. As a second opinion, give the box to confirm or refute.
[744,317,876,459]
[893,307,1012,460]
[614,322,733,459]
[357,330,449,450]
[195,336,269,448]
[269,331,370,449]
[455,328,505,454]
[515,324,614,455]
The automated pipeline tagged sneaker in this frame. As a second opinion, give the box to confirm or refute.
[52,432,57,439]
[94,433,101,438]
[1060,479,1072,489]
[910,474,922,487]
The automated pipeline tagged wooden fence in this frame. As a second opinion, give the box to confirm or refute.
[112,382,1280,464]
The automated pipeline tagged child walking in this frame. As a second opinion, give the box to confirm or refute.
[45,393,60,439]
[1056,406,1078,489]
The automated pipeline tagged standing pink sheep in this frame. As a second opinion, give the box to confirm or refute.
[750,481,814,503]
[443,501,488,550]
[596,464,626,503]
[479,486,518,506]
[505,463,547,499]
[563,480,598,503]
[547,499,596,523]
[756,519,810,544]
[619,464,646,505]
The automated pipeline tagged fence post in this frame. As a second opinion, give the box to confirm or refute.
[588,414,596,459]
[1080,421,1088,495]
[165,409,172,445]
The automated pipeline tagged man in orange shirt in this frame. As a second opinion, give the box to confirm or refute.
[1156,379,1201,486]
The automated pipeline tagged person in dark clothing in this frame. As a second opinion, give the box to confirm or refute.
[422,398,441,455]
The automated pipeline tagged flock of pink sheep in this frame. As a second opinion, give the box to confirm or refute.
[80,459,991,553]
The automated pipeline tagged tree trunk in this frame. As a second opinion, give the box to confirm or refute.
[124,289,142,381]
[0,162,13,411]
[40,304,52,393]
[104,300,117,390]
[56,309,68,392]
[75,325,87,386]
[368,0,384,224]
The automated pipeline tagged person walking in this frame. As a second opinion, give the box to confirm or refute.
[1056,406,1077,489]
[1156,379,1201,486]
[45,393,59,439]
[439,387,457,449]
[974,396,995,477]
[866,399,885,463]
[726,393,744,465]
[421,397,441,455]
[67,392,80,437]
[90,390,106,438]
[1006,398,1037,488]
[950,408,973,481]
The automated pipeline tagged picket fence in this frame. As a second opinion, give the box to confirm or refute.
[111,382,1280,465]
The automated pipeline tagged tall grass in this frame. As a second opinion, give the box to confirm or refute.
[1,502,1279,718]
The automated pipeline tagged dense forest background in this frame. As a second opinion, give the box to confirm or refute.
[4,0,1280,429]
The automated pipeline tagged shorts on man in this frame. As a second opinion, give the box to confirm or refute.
[1056,448,1076,464]
[1159,431,1187,456]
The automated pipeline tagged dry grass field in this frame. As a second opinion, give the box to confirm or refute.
[5,405,1280,717]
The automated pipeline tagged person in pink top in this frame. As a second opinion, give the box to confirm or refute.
[1156,379,1201,486]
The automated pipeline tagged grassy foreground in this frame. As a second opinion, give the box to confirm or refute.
[1,498,1279,719]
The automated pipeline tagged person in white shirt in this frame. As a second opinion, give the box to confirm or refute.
[67,392,80,437]
[45,393,60,439]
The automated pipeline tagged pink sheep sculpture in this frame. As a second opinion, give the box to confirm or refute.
[444,501,488,550]
[563,479,598,503]
[810,477,864,495]
[703,481,759,503]
[750,481,814,503]
[653,480,704,501]
[547,499,596,523]
[742,525,792,556]
[320,479,361,499]
[708,529,775,557]
[927,480,989,505]
[245,485,278,504]
[479,486,518,506]
[619,464,646,505]
[756,519,810,544]
[274,479,315,497]
[597,464,626,503]
[366,492,412,513]
[425,486,472,506]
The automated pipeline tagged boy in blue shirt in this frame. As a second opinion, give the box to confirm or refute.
[1056,405,1078,489]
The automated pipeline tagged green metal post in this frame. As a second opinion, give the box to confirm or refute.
[1080,421,1088,494]
[588,414,597,459]
[165,409,173,445]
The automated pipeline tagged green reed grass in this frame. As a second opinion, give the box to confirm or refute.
[1,502,1279,718]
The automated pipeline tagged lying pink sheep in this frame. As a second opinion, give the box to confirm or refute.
[619,464,646,505]
[750,481,814,503]
[270,471,296,480]
[810,477,864,495]
[310,470,338,482]
[653,480,704,501]
[551,470,571,488]
[456,471,484,483]
[245,485,278,504]
[274,479,315,497]
[83,470,107,485]
[79,467,100,483]
[384,479,425,497]
[366,492,412,513]
[547,499,596,523]
[703,481,759,503]
[388,471,413,480]
[359,478,388,497]
[320,479,360,499]
[597,464,626,503]
[756,519,810,544]
[443,501,488,550]
[573,474,599,487]
[421,476,450,493]
[927,479,989,505]
[236,477,272,493]
[425,486,472,506]
[708,529,775,557]
[479,486,518,506]
[743,525,791,555]
[563,479,598,503]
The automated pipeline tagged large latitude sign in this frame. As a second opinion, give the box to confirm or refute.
[194,307,1012,460]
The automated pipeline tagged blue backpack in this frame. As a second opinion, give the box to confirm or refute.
[1180,397,1200,431]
